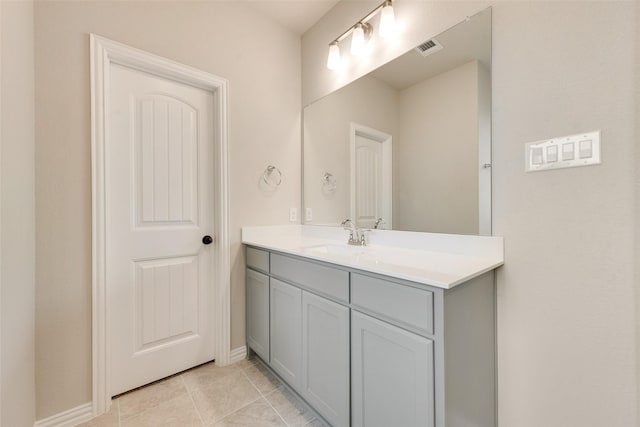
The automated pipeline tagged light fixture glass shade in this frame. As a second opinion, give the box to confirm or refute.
[327,42,341,70]
[351,23,366,56]
[378,2,395,38]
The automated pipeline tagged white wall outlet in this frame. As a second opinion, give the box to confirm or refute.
[305,208,313,222]
[289,207,297,222]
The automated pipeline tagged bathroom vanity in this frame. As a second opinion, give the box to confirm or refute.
[245,7,497,427]
[243,225,503,427]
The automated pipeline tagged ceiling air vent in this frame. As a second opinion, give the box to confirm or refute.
[415,39,443,57]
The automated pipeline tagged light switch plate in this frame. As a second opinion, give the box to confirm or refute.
[525,130,601,172]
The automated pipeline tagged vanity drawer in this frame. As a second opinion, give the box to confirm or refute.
[271,253,349,303]
[351,273,433,335]
[246,247,269,273]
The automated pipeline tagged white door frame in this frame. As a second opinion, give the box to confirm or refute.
[90,34,230,416]
[349,123,393,228]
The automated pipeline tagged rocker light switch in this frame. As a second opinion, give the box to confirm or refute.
[562,142,575,161]
[525,130,601,172]
[546,145,558,163]
[579,139,593,158]
[531,147,543,165]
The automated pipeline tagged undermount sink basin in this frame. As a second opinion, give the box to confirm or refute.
[300,242,482,277]
[300,244,415,268]
[301,243,368,256]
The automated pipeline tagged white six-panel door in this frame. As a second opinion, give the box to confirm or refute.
[107,63,215,395]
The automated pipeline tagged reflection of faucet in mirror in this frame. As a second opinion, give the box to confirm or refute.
[341,219,367,246]
[373,218,386,229]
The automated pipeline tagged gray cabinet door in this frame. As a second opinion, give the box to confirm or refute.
[270,278,302,390]
[246,269,269,361]
[301,291,350,427]
[352,311,435,427]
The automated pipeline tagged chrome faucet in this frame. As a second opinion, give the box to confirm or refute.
[373,218,386,229]
[341,219,367,246]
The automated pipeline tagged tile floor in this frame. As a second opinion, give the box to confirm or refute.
[80,355,327,427]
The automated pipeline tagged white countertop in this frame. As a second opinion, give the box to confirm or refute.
[242,225,504,289]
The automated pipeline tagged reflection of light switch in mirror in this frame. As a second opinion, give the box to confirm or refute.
[546,145,558,162]
[525,130,601,172]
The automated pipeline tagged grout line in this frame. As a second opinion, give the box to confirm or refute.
[238,366,291,425]
[212,393,264,426]
[255,380,290,427]
[241,369,289,427]
[180,375,206,427]
[189,365,263,426]
[238,359,259,372]
[239,367,267,398]
[182,365,240,394]
[262,395,290,427]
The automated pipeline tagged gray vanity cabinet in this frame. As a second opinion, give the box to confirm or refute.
[301,291,350,427]
[351,311,434,427]
[245,269,270,362]
[270,278,303,390]
[245,245,496,427]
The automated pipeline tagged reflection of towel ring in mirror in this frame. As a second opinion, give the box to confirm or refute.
[322,172,337,194]
[262,165,282,188]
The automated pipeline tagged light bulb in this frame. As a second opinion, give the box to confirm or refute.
[327,41,341,70]
[379,1,395,38]
[351,23,366,56]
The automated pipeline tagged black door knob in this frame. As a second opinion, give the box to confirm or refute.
[202,235,213,245]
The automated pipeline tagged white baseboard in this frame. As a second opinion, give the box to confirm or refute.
[34,402,93,427]
[229,345,247,363]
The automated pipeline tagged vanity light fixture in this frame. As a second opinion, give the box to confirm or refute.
[325,0,396,70]
[350,22,372,56]
[378,0,396,38]
[327,41,341,70]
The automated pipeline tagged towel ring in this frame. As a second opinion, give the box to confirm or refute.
[262,165,282,188]
[322,172,337,194]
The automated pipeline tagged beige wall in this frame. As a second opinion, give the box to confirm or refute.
[34,1,300,419]
[493,3,636,425]
[396,60,479,234]
[303,1,638,426]
[636,6,640,424]
[0,1,36,425]
[304,75,398,225]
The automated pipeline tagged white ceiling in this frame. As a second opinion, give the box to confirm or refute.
[370,9,491,90]
[240,0,340,35]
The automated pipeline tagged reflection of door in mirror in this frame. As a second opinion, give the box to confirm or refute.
[350,123,392,229]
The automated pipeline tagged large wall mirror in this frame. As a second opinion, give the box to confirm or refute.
[303,8,492,235]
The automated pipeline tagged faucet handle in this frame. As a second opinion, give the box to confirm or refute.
[358,229,370,246]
